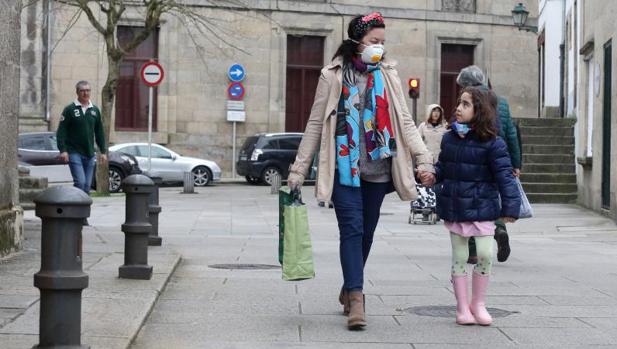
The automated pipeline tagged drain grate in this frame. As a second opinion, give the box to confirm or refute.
[381,212,395,216]
[399,305,518,318]
[208,263,281,270]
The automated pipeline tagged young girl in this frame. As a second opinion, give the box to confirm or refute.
[434,86,520,326]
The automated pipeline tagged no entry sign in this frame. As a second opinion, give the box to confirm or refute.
[141,61,164,87]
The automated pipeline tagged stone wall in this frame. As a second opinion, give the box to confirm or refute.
[1,0,24,257]
[21,0,539,177]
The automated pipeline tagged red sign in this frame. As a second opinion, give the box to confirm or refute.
[141,61,164,87]
[227,82,245,100]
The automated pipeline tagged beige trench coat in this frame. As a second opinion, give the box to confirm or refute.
[289,57,434,202]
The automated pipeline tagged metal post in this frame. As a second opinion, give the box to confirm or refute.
[412,97,418,125]
[33,186,92,349]
[119,174,154,280]
[148,176,162,246]
[148,86,153,172]
[232,121,237,178]
[270,173,281,194]
[182,171,195,194]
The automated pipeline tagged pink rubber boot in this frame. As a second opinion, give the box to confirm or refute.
[452,275,476,325]
[470,273,493,325]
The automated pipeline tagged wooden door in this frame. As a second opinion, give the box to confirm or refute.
[115,26,159,131]
[285,35,324,132]
[440,44,475,122]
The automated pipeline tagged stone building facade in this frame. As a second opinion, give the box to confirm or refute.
[572,1,617,220]
[20,0,538,176]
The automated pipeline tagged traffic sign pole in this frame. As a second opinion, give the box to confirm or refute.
[140,61,164,174]
[148,86,153,172]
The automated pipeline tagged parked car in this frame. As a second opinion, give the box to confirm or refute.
[18,132,141,192]
[236,132,316,185]
[109,143,221,186]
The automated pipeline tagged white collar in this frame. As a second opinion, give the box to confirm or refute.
[74,99,94,109]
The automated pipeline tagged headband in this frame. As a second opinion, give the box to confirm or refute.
[350,12,384,39]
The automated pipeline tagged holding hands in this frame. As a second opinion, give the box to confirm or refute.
[417,170,436,187]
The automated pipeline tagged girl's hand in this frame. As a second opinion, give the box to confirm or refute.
[500,217,516,223]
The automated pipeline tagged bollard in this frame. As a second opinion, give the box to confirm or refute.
[148,176,163,246]
[270,173,281,194]
[119,174,154,280]
[182,171,194,194]
[33,186,92,349]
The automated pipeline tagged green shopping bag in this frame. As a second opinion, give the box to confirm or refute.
[278,186,315,281]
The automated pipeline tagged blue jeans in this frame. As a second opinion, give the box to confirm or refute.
[68,153,96,193]
[331,172,392,291]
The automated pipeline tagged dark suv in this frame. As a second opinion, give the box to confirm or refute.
[236,133,316,185]
[18,132,141,192]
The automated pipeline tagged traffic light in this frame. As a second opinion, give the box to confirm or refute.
[408,78,420,99]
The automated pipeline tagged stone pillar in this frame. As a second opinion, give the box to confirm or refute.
[0,0,24,257]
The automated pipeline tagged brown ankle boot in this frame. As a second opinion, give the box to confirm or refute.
[347,291,367,330]
[339,288,349,315]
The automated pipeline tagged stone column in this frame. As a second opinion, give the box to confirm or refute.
[0,0,24,257]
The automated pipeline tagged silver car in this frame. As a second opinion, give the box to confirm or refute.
[109,143,221,186]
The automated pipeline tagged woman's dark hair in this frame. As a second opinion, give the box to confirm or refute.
[332,15,386,64]
[460,86,497,141]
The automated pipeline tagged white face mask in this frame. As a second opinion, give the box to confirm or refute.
[359,43,385,64]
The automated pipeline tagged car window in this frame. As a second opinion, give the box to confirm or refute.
[278,137,301,150]
[241,136,259,150]
[47,134,59,151]
[117,145,139,156]
[261,139,278,150]
[20,135,47,150]
[136,145,172,159]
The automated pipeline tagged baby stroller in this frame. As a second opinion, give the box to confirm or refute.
[409,183,438,224]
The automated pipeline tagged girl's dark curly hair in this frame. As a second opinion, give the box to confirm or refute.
[332,14,386,64]
[460,86,497,141]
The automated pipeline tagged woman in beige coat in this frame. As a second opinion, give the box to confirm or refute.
[287,12,435,330]
[418,104,448,164]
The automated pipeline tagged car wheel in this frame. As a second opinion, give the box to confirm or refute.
[245,175,261,185]
[108,166,124,193]
[261,166,281,186]
[192,166,212,186]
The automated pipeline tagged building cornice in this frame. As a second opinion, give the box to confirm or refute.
[180,0,537,28]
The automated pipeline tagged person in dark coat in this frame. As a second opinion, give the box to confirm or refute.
[434,86,520,326]
[456,66,521,263]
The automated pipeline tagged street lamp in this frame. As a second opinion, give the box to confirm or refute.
[511,2,537,33]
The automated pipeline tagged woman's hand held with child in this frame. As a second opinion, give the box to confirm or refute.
[500,217,516,223]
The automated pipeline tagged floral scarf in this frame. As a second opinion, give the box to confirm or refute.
[335,62,396,187]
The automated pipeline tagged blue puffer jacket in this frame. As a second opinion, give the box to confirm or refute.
[435,130,521,222]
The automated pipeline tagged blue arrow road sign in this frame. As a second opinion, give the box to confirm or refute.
[227,82,245,100]
[227,63,246,82]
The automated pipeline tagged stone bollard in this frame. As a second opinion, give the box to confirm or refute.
[33,186,92,349]
[270,173,281,194]
[147,176,163,246]
[119,174,154,280]
[182,171,195,194]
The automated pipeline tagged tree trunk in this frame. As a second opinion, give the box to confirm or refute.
[95,54,121,195]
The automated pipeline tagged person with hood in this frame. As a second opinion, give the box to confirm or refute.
[418,104,448,164]
[455,65,521,264]
[286,12,435,330]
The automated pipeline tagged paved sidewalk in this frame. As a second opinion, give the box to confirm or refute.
[127,184,616,348]
[0,194,181,349]
[2,183,617,348]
